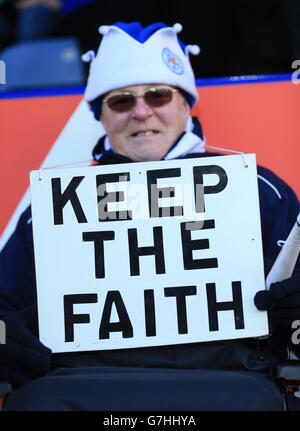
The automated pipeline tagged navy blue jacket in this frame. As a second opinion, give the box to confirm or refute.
[0,147,299,388]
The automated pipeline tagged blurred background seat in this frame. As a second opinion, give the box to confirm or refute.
[0,37,85,91]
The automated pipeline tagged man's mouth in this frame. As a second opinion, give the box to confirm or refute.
[131,130,160,137]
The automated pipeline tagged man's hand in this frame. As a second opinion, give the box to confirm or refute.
[0,304,52,388]
[255,271,300,329]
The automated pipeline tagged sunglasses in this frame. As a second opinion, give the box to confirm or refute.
[102,87,179,113]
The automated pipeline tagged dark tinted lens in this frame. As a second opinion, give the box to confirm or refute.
[107,94,136,112]
[145,88,173,107]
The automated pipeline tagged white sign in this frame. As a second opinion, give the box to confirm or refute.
[30,154,269,353]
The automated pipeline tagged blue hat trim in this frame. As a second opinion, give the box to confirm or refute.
[92,97,102,121]
[112,21,186,53]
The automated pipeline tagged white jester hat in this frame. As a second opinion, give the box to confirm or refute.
[82,22,200,110]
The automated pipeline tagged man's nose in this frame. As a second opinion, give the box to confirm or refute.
[131,97,153,119]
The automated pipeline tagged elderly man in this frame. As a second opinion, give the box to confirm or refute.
[0,22,300,411]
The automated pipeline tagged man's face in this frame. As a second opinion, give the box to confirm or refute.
[100,84,190,162]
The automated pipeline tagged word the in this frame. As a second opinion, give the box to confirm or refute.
[82,220,218,279]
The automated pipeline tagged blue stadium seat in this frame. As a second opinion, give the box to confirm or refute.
[0,37,85,91]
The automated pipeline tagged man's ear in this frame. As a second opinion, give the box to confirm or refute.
[183,98,190,122]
